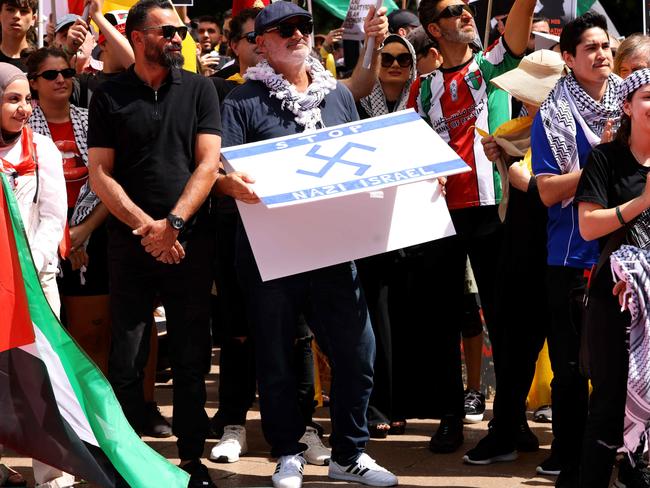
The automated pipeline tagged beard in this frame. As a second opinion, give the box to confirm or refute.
[144,39,185,68]
[439,22,476,44]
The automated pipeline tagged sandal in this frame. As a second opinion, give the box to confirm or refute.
[389,420,407,435]
[0,465,27,487]
[368,422,390,439]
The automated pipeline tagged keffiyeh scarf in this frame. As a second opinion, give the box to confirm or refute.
[610,244,650,460]
[539,72,621,207]
[619,68,650,105]
[245,56,337,131]
[29,104,99,227]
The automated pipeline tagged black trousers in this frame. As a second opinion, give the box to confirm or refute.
[579,267,630,488]
[108,230,214,460]
[546,266,590,475]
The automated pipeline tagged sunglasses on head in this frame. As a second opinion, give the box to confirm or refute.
[32,68,76,81]
[241,31,257,44]
[141,24,189,40]
[380,52,413,68]
[265,20,313,38]
[434,3,475,21]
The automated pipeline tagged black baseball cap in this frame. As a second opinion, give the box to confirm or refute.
[388,9,420,33]
[255,1,312,35]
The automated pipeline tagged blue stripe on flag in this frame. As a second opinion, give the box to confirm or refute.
[222,111,422,160]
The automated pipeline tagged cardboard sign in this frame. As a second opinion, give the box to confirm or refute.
[221,110,470,208]
[341,0,377,41]
[221,110,471,281]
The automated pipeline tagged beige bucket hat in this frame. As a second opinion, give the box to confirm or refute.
[491,49,566,106]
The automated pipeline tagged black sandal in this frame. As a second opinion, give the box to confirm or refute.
[368,421,390,439]
[389,420,407,435]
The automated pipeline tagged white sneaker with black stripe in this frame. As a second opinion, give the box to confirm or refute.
[328,453,398,486]
[271,454,305,488]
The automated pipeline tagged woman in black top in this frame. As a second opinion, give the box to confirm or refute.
[576,68,650,487]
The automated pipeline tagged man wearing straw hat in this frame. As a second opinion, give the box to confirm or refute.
[461,49,566,471]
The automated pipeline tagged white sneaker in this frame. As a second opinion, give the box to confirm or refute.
[209,425,248,463]
[300,426,331,466]
[272,454,305,488]
[329,453,398,486]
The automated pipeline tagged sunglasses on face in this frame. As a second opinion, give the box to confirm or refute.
[265,20,313,38]
[141,24,189,40]
[32,68,76,80]
[241,31,257,44]
[380,52,413,68]
[434,3,475,21]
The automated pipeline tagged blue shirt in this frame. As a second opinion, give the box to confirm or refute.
[531,112,599,269]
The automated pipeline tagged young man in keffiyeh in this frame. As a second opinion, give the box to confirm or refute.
[531,12,621,488]
[216,3,397,488]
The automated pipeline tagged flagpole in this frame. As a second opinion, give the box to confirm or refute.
[483,0,493,48]
[37,0,44,47]
[644,0,648,35]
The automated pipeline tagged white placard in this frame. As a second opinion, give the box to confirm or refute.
[236,179,456,281]
[342,0,375,42]
[221,110,470,208]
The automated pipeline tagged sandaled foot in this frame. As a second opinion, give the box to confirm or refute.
[369,422,390,439]
[389,420,406,435]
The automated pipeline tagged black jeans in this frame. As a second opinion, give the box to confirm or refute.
[546,266,590,475]
[236,228,374,465]
[579,267,630,488]
[108,230,214,460]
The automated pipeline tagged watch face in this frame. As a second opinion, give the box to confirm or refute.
[171,217,183,229]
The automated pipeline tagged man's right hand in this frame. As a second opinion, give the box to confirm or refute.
[66,18,89,53]
[215,171,260,204]
[481,135,502,162]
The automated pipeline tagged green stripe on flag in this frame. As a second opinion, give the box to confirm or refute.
[577,0,596,16]
[314,0,399,20]
[1,174,190,488]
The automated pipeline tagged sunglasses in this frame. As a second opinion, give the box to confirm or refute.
[241,31,257,44]
[32,68,76,80]
[140,24,189,40]
[434,3,475,21]
[380,52,413,68]
[265,20,313,38]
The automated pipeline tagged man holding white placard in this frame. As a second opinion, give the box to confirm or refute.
[215,3,397,488]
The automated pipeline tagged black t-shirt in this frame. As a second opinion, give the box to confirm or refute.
[71,71,121,109]
[0,50,27,72]
[88,65,222,236]
[576,140,650,295]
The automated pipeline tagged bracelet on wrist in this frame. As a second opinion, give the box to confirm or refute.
[616,205,626,226]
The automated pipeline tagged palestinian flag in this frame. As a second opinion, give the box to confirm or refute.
[0,173,189,488]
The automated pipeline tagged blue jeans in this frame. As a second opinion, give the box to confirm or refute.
[236,226,375,465]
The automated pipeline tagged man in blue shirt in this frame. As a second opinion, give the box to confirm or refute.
[531,12,620,488]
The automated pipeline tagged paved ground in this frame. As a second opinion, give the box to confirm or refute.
[3,349,559,488]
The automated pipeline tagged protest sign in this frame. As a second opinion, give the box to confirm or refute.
[341,0,376,41]
[221,110,469,208]
[222,110,471,281]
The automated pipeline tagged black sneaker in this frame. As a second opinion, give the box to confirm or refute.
[615,456,650,488]
[463,389,486,424]
[536,451,561,476]
[515,421,539,452]
[141,401,173,438]
[429,415,464,454]
[182,460,217,488]
[463,429,517,465]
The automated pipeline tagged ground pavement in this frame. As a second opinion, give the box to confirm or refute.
[4,348,560,488]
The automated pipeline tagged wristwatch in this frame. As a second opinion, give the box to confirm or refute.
[166,213,185,231]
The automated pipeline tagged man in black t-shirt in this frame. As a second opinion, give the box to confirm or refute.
[0,0,37,72]
[87,0,221,486]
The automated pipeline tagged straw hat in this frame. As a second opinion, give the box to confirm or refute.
[490,49,566,107]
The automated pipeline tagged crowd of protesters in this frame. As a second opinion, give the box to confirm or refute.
[0,0,649,487]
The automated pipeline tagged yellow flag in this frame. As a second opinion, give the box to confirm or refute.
[100,0,197,72]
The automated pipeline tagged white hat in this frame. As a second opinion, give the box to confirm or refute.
[491,49,566,106]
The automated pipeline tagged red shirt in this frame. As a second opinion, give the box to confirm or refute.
[48,120,86,209]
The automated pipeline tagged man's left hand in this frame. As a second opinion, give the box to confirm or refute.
[133,219,183,258]
[364,6,388,46]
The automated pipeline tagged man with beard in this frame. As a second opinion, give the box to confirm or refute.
[87,0,221,486]
[411,0,535,454]
[216,2,397,488]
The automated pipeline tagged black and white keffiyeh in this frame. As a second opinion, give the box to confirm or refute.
[29,104,99,227]
[619,68,650,106]
[611,244,650,459]
[359,34,417,117]
[539,72,621,207]
[245,55,337,131]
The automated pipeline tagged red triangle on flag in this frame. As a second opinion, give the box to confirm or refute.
[0,182,35,353]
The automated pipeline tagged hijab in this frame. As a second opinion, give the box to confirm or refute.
[0,62,28,147]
